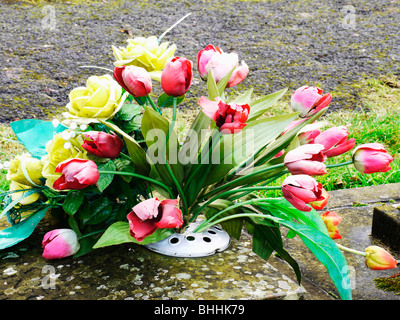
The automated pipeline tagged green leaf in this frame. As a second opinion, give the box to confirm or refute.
[247,88,288,121]
[250,221,301,284]
[10,119,67,159]
[62,190,85,216]
[96,160,116,192]
[207,70,220,100]
[141,106,183,187]
[230,88,253,104]
[85,197,114,225]
[157,93,185,110]
[0,207,48,249]
[114,103,142,121]
[203,112,298,186]
[257,214,352,300]
[253,107,328,166]
[202,199,244,240]
[92,221,173,249]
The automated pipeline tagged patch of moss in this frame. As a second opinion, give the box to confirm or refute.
[374,273,400,295]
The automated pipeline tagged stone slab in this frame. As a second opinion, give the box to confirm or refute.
[0,214,305,300]
[372,205,400,252]
[267,183,400,300]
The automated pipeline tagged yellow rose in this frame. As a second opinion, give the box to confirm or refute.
[7,154,44,187]
[112,36,176,81]
[41,131,89,189]
[64,74,127,120]
[9,181,40,205]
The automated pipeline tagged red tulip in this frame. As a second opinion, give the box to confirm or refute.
[42,229,80,259]
[281,174,328,212]
[291,86,332,117]
[197,44,248,88]
[321,211,342,239]
[127,198,183,242]
[284,144,327,176]
[82,131,124,159]
[161,57,193,97]
[313,126,356,157]
[113,65,152,97]
[198,97,250,134]
[53,159,99,190]
[352,143,393,174]
[365,246,398,270]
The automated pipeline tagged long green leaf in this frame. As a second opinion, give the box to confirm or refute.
[257,214,352,300]
[141,107,184,188]
[247,88,288,121]
[203,112,297,186]
[92,221,173,248]
[0,207,48,249]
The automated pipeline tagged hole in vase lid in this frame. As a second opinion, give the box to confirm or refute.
[203,237,211,243]
[169,237,179,244]
[186,236,195,241]
[208,230,216,235]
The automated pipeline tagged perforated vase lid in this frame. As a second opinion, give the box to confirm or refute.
[144,221,231,258]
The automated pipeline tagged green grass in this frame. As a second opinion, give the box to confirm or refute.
[1,75,399,196]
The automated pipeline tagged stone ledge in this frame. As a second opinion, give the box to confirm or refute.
[372,204,400,253]
[0,214,306,300]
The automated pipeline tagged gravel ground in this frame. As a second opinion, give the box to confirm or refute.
[0,0,399,123]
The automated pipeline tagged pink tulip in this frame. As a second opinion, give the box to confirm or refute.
[291,86,332,117]
[113,65,152,97]
[82,131,124,159]
[53,159,99,190]
[321,211,342,239]
[197,44,249,88]
[308,188,330,210]
[365,246,398,270]
[197,44,222,79]
[127,198,183,242]
[313,126,356,157]
[42,229,80,259]
[284,144,327,176]
[352,143,394,174]
[198,97,250,134]
[161,57,193,97]
[281,174,328,212]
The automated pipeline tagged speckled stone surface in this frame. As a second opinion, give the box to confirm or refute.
[0,215,306,300]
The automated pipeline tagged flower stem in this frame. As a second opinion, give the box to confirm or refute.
[98,170,175,199]
[146,95,159,113]
[336,243,366,257]
[158,13,192,43]
[193,198,272,233]
[163,97,189,217]
[197,163,286,202]
[189,186,281,223]
[326,160,353,169]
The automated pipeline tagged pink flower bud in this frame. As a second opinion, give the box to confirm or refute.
[313,126,356,157]
[365,246,397,270]
[284,144,327,176]
[127,198,183,242]
[197,44,248,88]
[352,143,394,174]
[321,211,342,239]
[82,131,124,159]
[42,229,80,259]
[281,174,328,212]
[113,65,152,97]
[53,159,99,190]
[291,86,332,117]
[198,97,250,134]
[161,57,193,97]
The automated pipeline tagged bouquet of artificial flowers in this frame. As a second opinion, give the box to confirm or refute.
[1,15,397,300]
